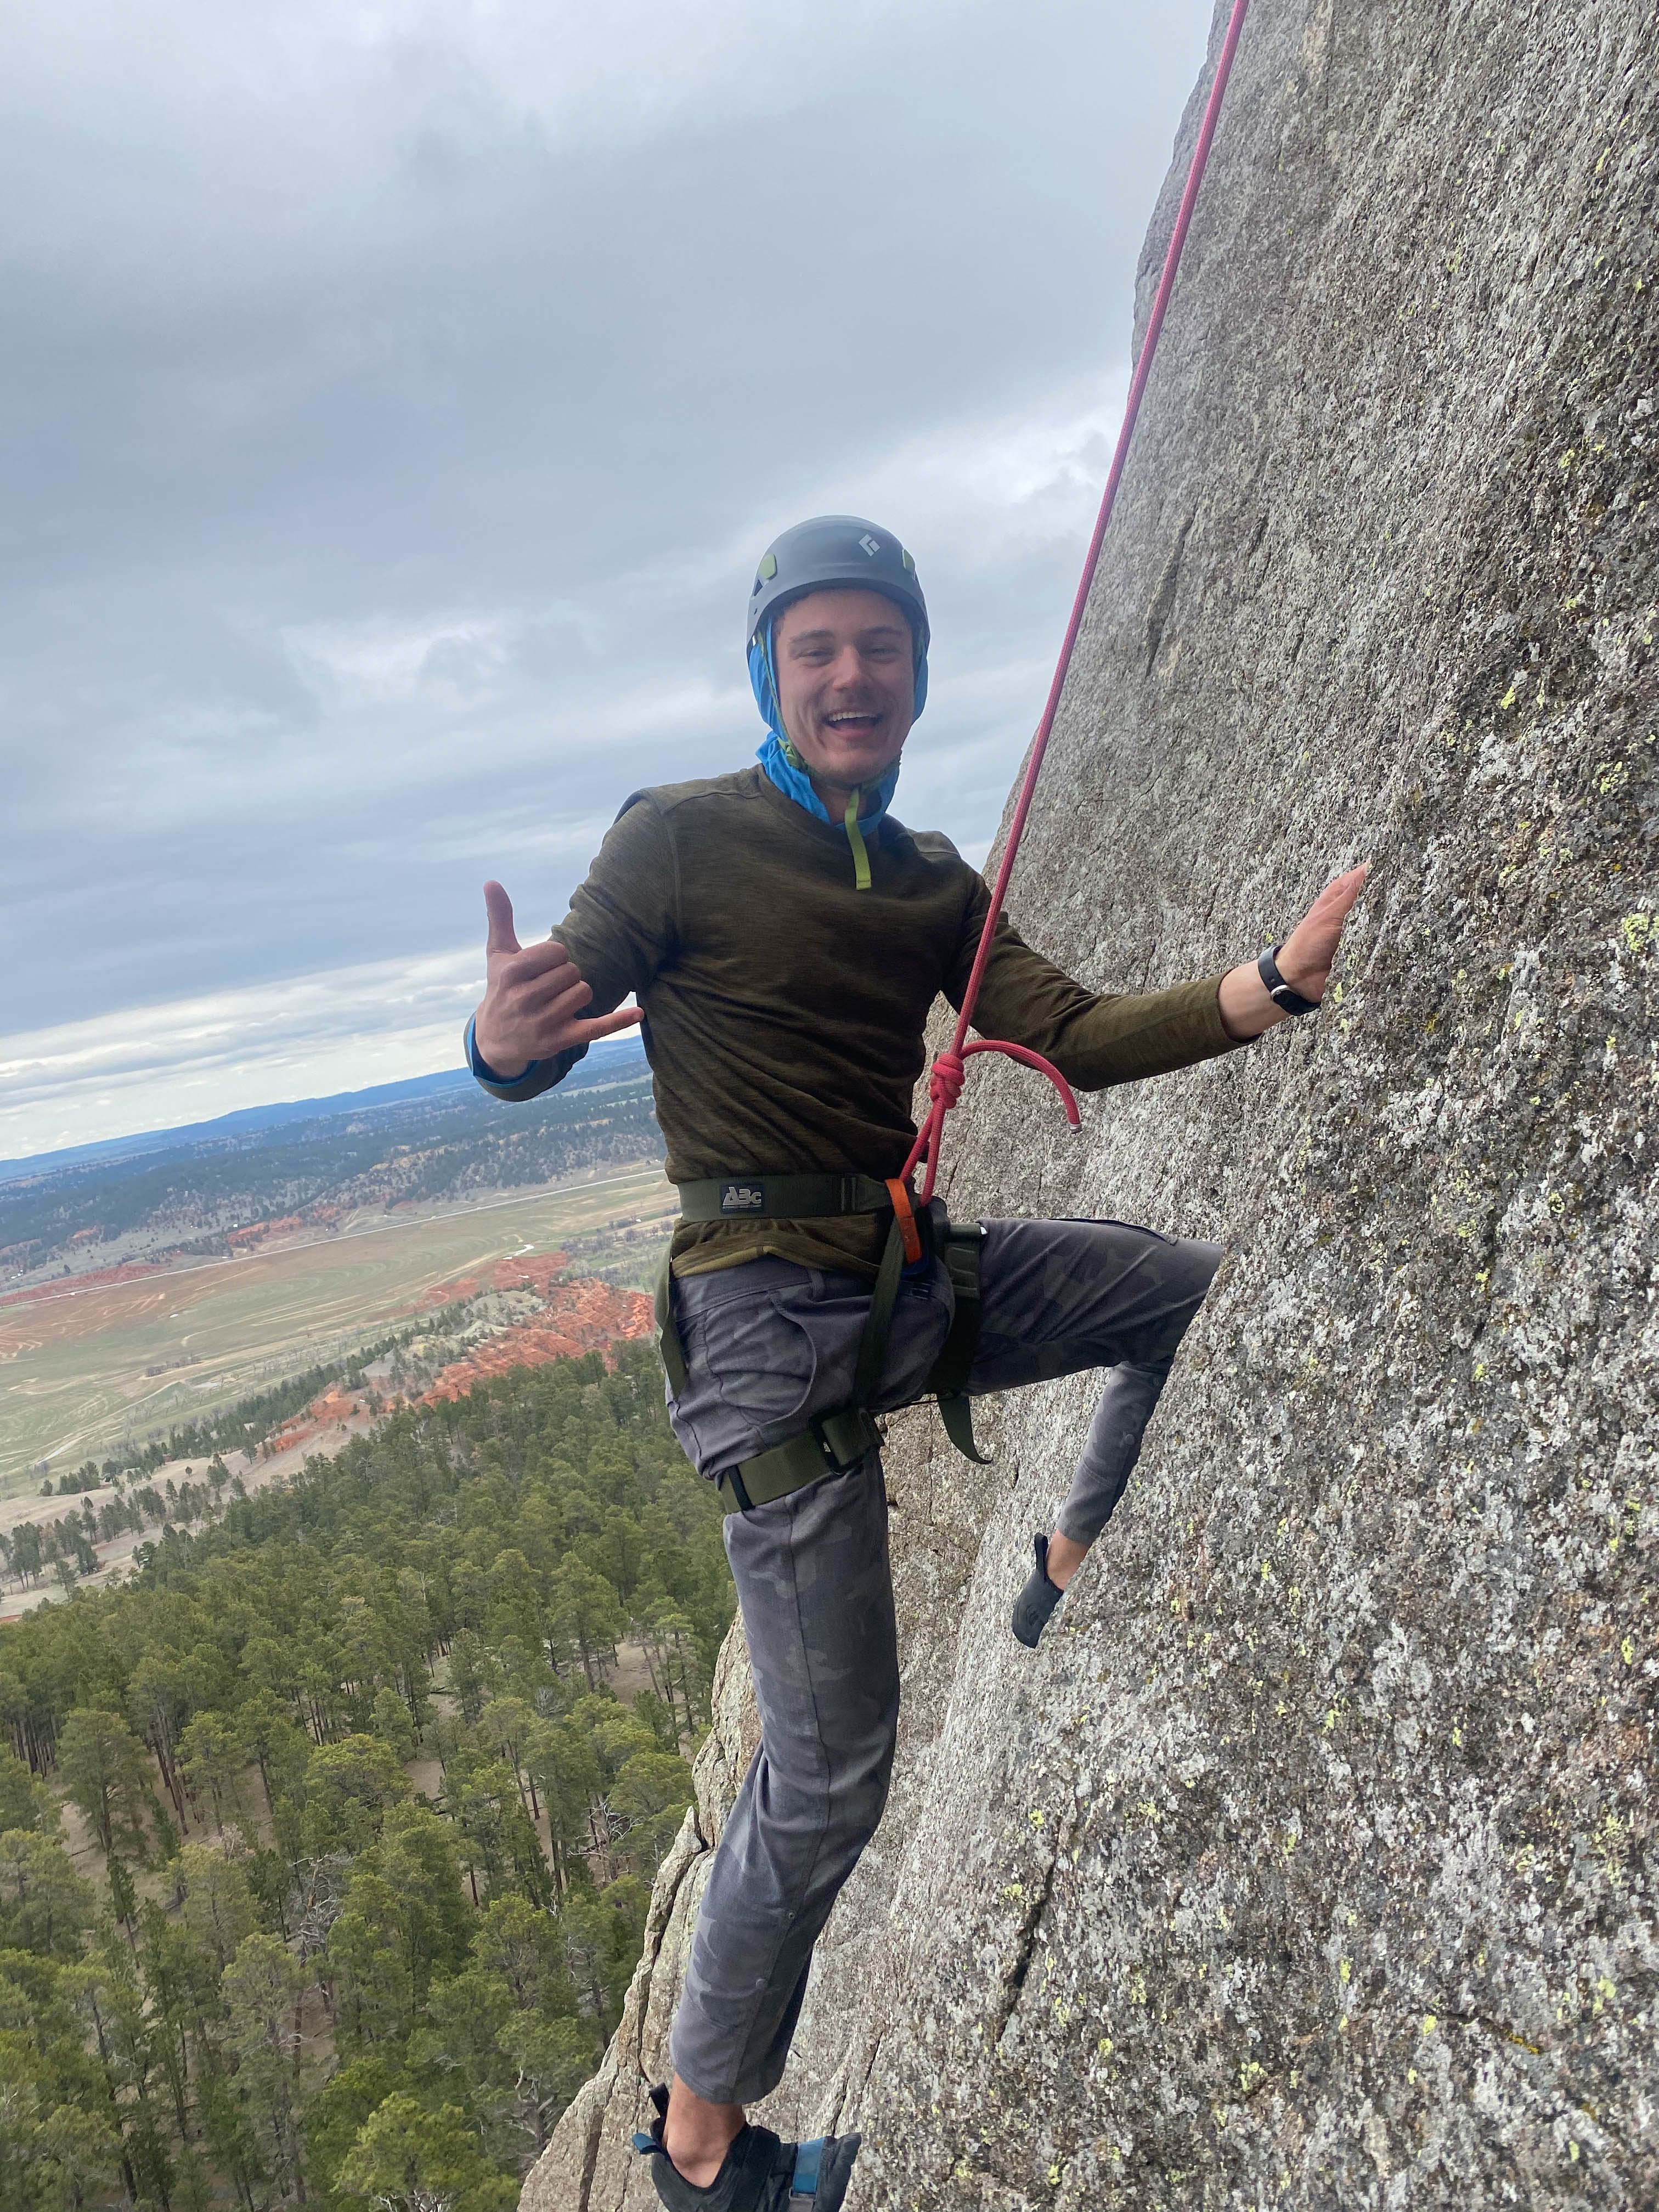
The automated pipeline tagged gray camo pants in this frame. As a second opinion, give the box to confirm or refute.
[663,1214,1220,2105]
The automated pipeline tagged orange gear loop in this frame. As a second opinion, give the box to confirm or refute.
[883,1176,924,1265]
[896,0,1252,1210]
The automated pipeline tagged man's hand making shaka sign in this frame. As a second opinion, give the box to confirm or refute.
[471,881,643,1082]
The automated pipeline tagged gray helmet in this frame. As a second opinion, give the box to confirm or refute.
[747,515,929,656]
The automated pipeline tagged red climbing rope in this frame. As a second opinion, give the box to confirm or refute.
[902,0,1254,1204]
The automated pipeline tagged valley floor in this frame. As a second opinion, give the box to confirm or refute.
[0,1164,673,1490]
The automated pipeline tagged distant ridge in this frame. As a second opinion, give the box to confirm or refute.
[0,1033,649,1184]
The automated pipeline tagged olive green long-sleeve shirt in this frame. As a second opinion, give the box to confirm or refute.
[473,766,1242,1276]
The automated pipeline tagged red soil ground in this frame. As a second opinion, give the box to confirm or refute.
[255,1258,652,1455]
[421,1279,653,1402]
[417,1249,575,1307]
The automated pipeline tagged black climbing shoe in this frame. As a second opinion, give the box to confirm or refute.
[632,2083,861,2211]
[1011,1531,1065,1649]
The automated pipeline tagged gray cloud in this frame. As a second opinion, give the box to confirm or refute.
[3,0,1211,1152]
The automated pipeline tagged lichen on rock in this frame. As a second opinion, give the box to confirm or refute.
[522,1,1658,2203]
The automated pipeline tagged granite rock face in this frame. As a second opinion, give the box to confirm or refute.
[523,1,1657,2203]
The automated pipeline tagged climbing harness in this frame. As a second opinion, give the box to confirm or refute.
[655,1192,988,1509]
[660,0,1253,1509]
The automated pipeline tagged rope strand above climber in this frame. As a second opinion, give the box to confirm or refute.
[905,0,1255,1205]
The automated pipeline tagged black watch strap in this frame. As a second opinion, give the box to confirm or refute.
[1258,944,1321,1017]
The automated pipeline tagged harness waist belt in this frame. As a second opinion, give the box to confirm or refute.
[675,1172,895,1222]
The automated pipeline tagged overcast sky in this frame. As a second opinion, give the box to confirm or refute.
[3,0,1212,1161]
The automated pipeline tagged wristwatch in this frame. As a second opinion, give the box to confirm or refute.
[1258,943,1321,1017]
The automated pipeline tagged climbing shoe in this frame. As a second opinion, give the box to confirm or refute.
[632,2083,861,2211]
[1011,1531,1065,1649]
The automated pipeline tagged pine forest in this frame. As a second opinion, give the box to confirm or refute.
[0,1339,736,2210]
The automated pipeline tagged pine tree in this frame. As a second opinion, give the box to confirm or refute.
[59,1707,151,1858]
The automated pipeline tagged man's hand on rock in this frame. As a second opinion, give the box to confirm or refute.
[1218,864,1370,1041]
[472,882,644,1081]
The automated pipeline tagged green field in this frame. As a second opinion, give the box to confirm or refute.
[0,1167,672,1493]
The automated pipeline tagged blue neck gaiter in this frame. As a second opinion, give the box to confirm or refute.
[754,729,901,828]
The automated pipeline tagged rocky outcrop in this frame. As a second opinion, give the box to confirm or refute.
[419,1279,653,1400]
[416,1251,574,1307]
[523,2,1657,2204]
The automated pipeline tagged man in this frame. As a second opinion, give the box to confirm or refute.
[467,517,1366,2210]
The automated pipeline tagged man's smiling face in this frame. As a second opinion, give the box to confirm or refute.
[772,587,917,797]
